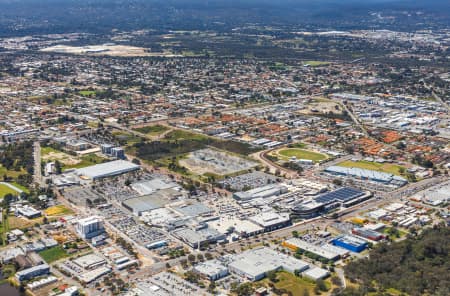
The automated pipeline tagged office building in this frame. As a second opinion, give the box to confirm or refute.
[76,216,105,239]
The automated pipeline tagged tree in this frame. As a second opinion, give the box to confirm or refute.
[267,270,278,282]
[232,282,254,296]
[205,252,213,260]
[188,254,196,263]
[331,276,342,287]
[292,230,299,238]
[197,254,204,262]
[184,271,200,284]
[316,279,328,292]
[332,179,343,186]
[54,160,62,174]
[208,281,216,293]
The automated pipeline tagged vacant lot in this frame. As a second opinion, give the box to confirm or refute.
[44,205,74,217]
[42,146,107,170]
[134,129,261,164]
[63,154,107,170]
[39,245,69,263]
[337,160,404,176]
[277,148,328,162]
[42,147,80,166]
[133,124,170,136]
[8,215,43,230]
[113,131,143,146]
[262,271,317,296]
[179,148,258,176]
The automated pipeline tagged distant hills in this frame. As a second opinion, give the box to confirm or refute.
[0,0,449,36]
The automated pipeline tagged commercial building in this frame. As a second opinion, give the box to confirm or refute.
[101,144,114,155]
[193,260,229,281]
[117,260,138,270]
[57,286,79,296]
[172,226,226,249]
[248,211,291,232]
[173,202,214,218]
[332,235,368,253]
[122,191,174,216]
[66,140,90,151]
[413,183,450,206]
[228,247,309,281]
[75,160,140,180]
[111,147,125,159]
[27,276,58,290]
[282,238,341,261]
[73,254,106,270]
[15,205,41,219]
[324,166,407,187]
[233,184,288,201]
[15,263,50,282]
[78,266,111,284]
[131,179,181,195]
[302,267,330,281]
[352,227,385,241]
[76,216,105,239]
[292,187,371,218]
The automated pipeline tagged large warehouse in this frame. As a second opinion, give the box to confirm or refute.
[75,160,140,180]
[332,235,368,253]
[324,166,407,187]
[228,247,309,281]
[121,189,179,216]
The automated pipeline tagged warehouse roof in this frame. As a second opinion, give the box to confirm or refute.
[229,247,309,279]
[333,235,367,247]
[284,238,340,260]
[131,179,181,195]
[76,160,140,179]
[122,193,171,215]
[325,166,407,184]
[173,202,213,217]
[194,260,228,277]
[314,187,365,204]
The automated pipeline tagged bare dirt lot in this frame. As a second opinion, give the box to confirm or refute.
[179,148,258,176]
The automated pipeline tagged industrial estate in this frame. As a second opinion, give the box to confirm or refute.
[0,1,449,296]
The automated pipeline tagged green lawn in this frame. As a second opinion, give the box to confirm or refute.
[11,182,29,194]
[38,245,69,263]
[41,146,61,156]
[163,129,209,141]
[0,183,21,198]
[337,160,405,176]
[278,148,328,162]
[265,271,318,296]
[133,125,169,136]
[304,60,330,67]
[79,90,97,96]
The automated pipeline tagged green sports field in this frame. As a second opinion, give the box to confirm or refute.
[277,148,328,162]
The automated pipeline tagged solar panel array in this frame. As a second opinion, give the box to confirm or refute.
[314,187,364,204]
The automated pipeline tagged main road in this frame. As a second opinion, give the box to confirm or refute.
[33,141,44,188]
